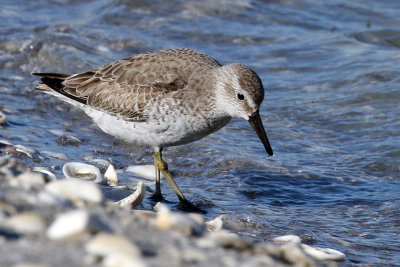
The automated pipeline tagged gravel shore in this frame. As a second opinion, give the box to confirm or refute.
[0,150,341,267]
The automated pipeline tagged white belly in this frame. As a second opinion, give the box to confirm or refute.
[83,106,231,148]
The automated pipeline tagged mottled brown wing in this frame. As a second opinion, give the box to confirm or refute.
[60,48,220,121]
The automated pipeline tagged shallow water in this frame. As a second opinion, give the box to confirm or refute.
[1,0,400,264]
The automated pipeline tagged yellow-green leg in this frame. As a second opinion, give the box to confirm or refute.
[154,150,187,202]
[153,150,205,213]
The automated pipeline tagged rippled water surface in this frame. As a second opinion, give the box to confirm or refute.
[1,0,400,265]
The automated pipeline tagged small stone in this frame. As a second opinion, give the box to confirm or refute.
[45,179,103,204]
[105,164,118,187]
[6,212,46,234]
[266,243,317,266]
[181,248,207,263]
[32,167,57,181]
[48,129,65,136]
[273,234,302,244]
[206,215,224,231]
[47,209,110,240]
[42,150,68,160]
[195,237,218,249]
[126,165,164,180]
[155,204,205,236]
[85,233,141,257]
[301,244,346,261]
[0,157,28,181]
[0,111,6,125]
[16,171,46,190]
[13,263,49,267]
[14,145,36,158]
[208,230,252,251]
[56,134,82,146]
[103,254,147,267]
[114,182,145,208]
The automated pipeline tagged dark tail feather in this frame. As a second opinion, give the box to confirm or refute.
[32,72,70,79]
[33,72,87,104]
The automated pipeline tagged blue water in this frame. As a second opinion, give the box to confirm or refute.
[1,0,400,265]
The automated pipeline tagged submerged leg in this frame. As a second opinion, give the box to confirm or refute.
[150,165,163,201]
[153,149,205,213]
[154,150,186,202]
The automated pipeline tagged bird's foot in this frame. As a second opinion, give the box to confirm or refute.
[149,192,164,202]
[178,199,207,214]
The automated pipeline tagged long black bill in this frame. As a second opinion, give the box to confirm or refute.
[248,110,273,156]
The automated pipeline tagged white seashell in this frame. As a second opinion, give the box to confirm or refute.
[301,244,346,261]
[105,164,118,187]
[48,129,65,136]
[47,209,110,240]
[0,111,6,125]
[5,212,46,234]
[32,167,57,181]
[16,171,46,189]
[208,230,251,250]
[82,155,111,167]
[103,254,147,267]
[42,150,68,160]
[114,182,145,208]
[0,139,12,145]
[206,215,224,232]
[45,179,103,204]
[91,158,111,167]
[273,235,302,244]
[85,233,141,257]
[155,203,205,236]
[63,162,105,184]
[14,144,36,158]
[126,165,164,180]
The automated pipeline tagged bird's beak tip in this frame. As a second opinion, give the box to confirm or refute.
[248,111,274,157]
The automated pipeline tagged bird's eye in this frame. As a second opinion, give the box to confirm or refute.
[237,93,244,100]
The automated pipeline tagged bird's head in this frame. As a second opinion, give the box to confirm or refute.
[215,63,273,156]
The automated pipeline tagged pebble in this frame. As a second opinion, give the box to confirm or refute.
[126,165,164,180]
[206,215,224,231]
[45,179,103,204]
[105,164,118,187]
[114,182,145,208]
[0,157,29,181]
[266,243,317,266]
[272,234,346,261]
[5,211,46,235]
[0,111,6,125]
[102,254,147,267]
[273,234,302,244]
[155,203,205,236]
[13,264,50,267]
[47,209,111,240]
[208,230,252,251]
[15,171,46,190]
[56,134,82,146]
[85,233,141,257]
[82,156,110,167]
[32,167,57,181]
[0,139,12,146]
[47,129,65,137]
[14,145,36,158]
[301,244,346,261]
[41,150,68,160]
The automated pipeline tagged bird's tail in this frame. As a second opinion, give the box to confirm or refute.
[32,72,70,92]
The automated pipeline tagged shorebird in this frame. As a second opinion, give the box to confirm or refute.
[33,48,273,211]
